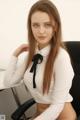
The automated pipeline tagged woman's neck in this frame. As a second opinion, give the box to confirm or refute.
[38,43,50,50]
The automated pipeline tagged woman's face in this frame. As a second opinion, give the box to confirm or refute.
[31,11,56,49]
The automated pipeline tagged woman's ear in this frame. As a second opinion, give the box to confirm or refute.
[54,22,58,32]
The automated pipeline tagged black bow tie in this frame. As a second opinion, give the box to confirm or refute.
[30,54,43,88]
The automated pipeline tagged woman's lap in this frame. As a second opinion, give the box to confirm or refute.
[29,102,77,120]
[58,102,77,120]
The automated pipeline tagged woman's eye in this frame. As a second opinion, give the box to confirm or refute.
[45,23,52,28]
[32,24,39,28]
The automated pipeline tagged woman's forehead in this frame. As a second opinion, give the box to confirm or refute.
[31,11,55,24]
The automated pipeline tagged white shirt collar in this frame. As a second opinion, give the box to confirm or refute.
[35,44,51,57]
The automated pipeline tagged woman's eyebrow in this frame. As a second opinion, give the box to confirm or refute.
[32,21,51,24]
[44,22,52,24]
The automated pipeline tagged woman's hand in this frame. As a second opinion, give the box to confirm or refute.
[13,44,29,57]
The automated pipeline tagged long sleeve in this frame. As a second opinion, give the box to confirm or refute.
[34,48,74,120]
[0,55,28,89]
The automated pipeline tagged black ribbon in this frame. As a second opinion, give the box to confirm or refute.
[30,54,43,88]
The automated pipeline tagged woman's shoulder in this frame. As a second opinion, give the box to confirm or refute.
[58,47,70,59]
[55,47,70,64]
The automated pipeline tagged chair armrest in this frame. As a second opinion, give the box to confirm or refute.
[11,98,36,120]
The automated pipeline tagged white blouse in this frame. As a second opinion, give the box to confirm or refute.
[0,45,74,120]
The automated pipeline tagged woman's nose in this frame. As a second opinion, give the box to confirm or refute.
[39,26,45,33]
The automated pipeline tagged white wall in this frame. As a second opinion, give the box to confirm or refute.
[0,0,80,68]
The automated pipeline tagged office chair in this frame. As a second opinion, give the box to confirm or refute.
[11,41,80,120]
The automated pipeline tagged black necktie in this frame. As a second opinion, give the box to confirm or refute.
[30,54,43,88]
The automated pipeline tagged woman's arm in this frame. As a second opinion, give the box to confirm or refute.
[34,48,74,120]
[1,44,29,88]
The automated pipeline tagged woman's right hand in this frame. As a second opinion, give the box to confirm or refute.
[13,44,29,57]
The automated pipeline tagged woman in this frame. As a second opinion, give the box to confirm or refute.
[1,0,77,119]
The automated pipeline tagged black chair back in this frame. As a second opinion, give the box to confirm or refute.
[64,41,80,116]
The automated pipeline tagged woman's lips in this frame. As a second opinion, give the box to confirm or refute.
[38,36,46,39]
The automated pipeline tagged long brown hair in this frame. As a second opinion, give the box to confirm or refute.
[27,0,65,94]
